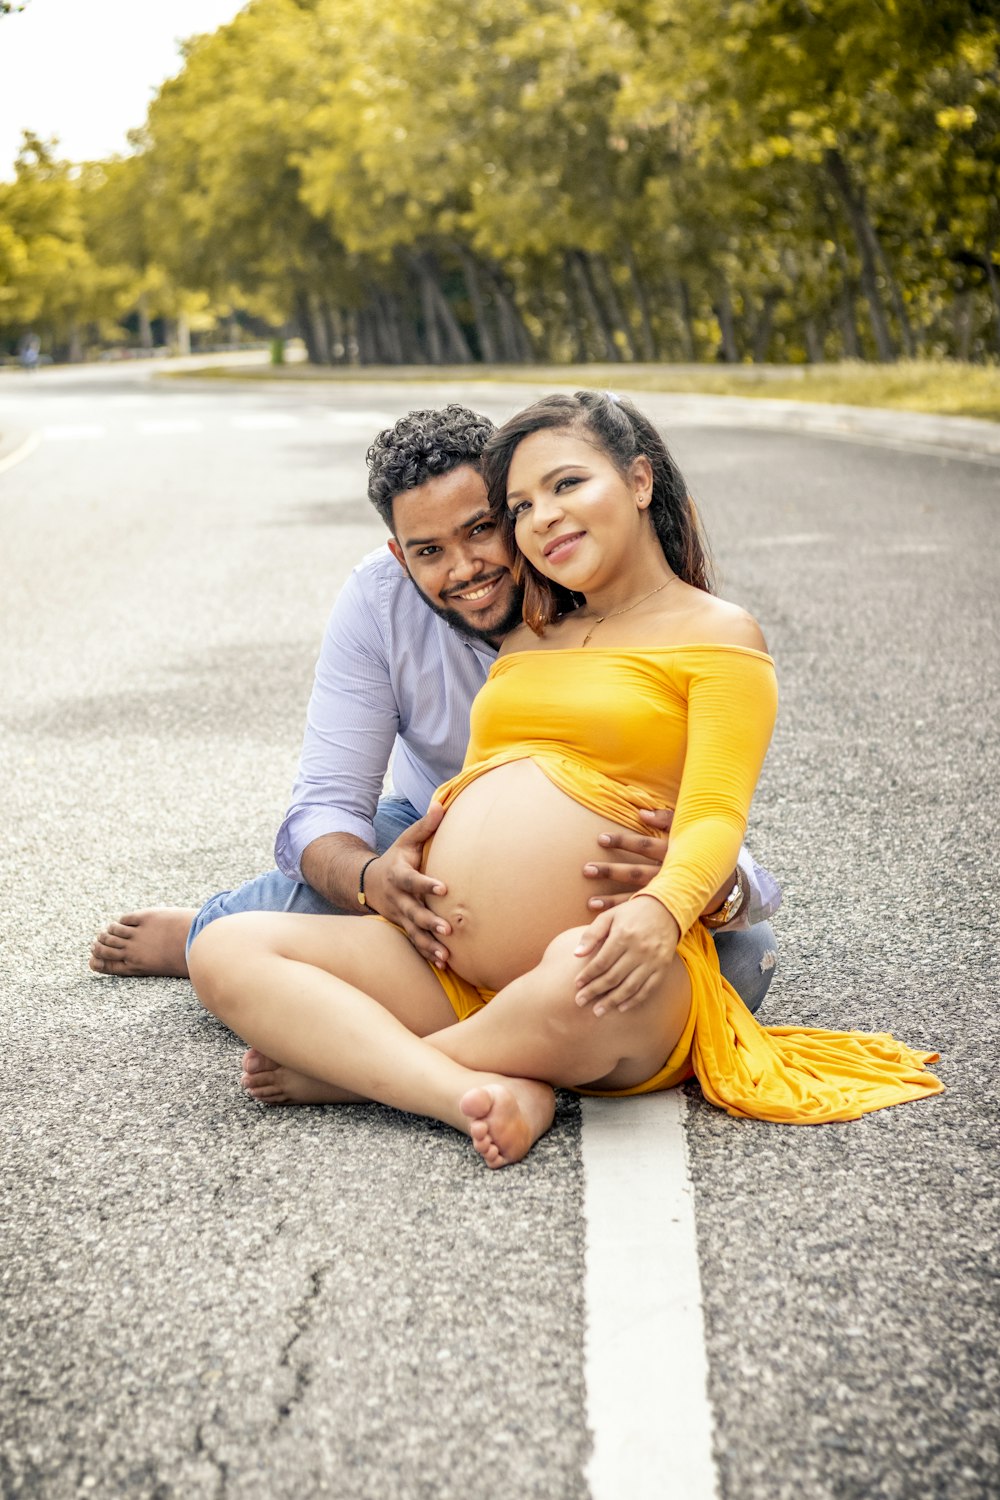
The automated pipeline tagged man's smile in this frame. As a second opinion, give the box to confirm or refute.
[447,571,506,604]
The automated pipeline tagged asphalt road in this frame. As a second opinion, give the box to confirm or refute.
[1,362,998,1500]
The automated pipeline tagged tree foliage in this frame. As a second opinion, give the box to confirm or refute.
[2,0,997,362]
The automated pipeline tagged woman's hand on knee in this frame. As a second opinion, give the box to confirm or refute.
[572,897,680,1016]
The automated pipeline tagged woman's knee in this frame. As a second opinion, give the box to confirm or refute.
[528,928,610,1036]
[187,912,269,1018]
[539,926,590,969]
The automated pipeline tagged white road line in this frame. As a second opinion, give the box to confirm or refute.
[137,418,204,435]
[0,431,41,475]
[581,1092,718,1500]
[41,423,106,440]
[230,413,301,430]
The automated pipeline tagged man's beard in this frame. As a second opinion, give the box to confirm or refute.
[413,575,526,645]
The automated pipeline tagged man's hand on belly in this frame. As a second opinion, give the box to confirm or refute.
[582,808,672,912]
[364,802,454,967]
[572,897,681,1016]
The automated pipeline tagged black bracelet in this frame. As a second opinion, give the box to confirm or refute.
[357,855,380,909]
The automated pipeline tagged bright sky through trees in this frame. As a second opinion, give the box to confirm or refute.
[0,0,247,177]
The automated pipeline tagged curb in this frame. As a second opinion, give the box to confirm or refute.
[631,392,1000,462]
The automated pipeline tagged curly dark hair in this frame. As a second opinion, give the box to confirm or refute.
[480,390,714,634]
[366,405,497,530]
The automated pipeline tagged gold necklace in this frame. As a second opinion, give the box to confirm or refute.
[580,578,673,647]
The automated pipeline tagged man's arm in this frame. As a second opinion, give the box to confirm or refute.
[300,806,456,966]
[274,565,403,880]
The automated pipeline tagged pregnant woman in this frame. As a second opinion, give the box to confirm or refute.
[189,391,941,1167]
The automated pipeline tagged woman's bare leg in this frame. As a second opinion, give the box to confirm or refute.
[425,928,692,1163]
[188,911,555,1166]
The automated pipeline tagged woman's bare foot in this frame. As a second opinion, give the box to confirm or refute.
[240,1049,365,1106]
[460,1079,556,1169]
[89,908,196,978]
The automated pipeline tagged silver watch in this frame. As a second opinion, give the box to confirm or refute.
[702,868,745,929]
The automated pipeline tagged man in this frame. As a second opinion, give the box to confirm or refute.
[91,405,779,1007]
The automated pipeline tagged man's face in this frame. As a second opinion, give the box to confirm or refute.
[387,465,523,644]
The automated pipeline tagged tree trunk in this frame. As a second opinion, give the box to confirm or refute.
[563,254,596,361]
[428,265,474,363]
[592,253,637,360]
[320,300,341,365]
[312,294,334,364]
[713,278,740,362]
[983,238,1000,357]
[375,292,405,364]
[359,308,381,365]
[329,307,348,364]
[876,244,916,357]
[823,148,896,362]
[621,244,657,361]
[486,264,533,361]
[393,297,424,364]
[751,291,779,363]
[458,248,499,364]
[567,250,620,361]
[833,243,863,358]
[676,279,697,361]
[952,289,973,360]
[837,284,862,358]
[294,288,323,364]
[506,288,534,362]
[176,311,191,357]
[803,315,824,363]
[409,257,444,364]
[137,294,153,351]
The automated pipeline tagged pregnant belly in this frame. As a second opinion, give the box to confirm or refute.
[423,759,657,992]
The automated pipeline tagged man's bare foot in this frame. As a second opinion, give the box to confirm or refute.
[89,908,196,978]
[460,1079,556,1169]
[240,1048,364,1106]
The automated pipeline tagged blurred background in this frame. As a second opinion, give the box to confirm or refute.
[0,0,997,390]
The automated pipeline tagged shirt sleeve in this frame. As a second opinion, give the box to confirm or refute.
[640,650,778,937]
[273,569,400,880]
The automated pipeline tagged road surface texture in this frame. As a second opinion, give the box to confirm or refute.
[1,361,997,1499]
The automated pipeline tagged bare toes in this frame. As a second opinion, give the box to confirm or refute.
[94,932,126,953]
[242,1047,278,1075]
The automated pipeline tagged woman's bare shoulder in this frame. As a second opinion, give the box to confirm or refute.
[498,610,584,657]
[657,586,769,653]
[497,620,541,657]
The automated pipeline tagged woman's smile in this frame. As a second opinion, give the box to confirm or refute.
[542,531,586,564]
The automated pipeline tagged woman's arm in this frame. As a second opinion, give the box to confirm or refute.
[572,643,778,1013]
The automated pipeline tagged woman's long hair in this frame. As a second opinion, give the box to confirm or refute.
[480,390,713,635]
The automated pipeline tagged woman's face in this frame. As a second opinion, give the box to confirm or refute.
[504,427,652,590]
